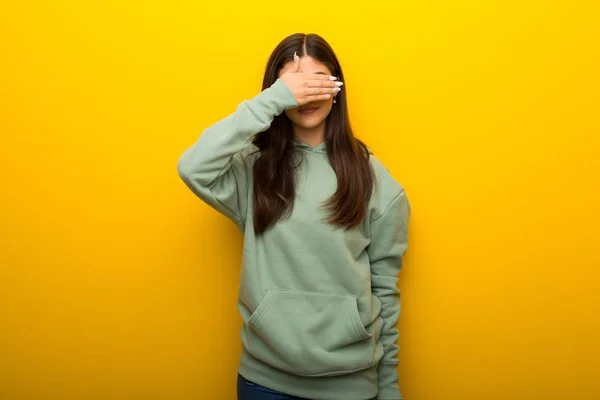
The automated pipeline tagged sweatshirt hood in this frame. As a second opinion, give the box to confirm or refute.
[292,136,327,154]
[292,136,374,156]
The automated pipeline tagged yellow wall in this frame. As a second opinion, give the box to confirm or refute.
[1,1,598,399]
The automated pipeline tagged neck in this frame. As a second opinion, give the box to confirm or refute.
[293,121,326,147]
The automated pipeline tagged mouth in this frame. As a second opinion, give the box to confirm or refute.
[297,106,319,115]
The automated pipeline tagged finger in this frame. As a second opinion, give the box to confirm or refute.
[305,79,344,88]
[306,94,332,101]
[292,51,300,72]
[304,87,341,96]
[305,73,338,81]
[302,92,333,101]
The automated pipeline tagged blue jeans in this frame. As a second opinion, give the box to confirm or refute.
[237,373,377,400]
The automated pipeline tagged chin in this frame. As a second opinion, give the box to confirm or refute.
[288,111,329,129]
[295,117,326,129]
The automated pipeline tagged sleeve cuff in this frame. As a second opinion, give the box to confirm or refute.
[264,78,298,112]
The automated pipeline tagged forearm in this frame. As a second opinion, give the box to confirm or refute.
[177,78,296,189]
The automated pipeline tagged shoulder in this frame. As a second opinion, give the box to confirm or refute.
[367,152,407,221]
[368,153,405,194]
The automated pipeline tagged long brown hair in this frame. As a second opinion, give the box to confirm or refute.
[251,33,374,235]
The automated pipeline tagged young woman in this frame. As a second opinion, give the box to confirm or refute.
[177,33,410,400]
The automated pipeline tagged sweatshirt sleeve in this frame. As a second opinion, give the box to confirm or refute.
[368,189,411,400]
[177,79,297,231]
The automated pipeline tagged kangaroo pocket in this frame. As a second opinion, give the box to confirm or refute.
[244,289,376,377]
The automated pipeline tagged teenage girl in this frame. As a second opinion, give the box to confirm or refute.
[177,32,410,400]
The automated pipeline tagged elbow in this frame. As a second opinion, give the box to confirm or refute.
[176,154,212,196]
[177,146,198,180]
[177,156,191,183]
[176,154,201,189]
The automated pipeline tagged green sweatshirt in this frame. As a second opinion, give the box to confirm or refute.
[177,78,410,400]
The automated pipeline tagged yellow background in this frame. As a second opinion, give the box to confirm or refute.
[1,0,599,399]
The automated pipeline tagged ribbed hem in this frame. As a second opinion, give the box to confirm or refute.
[237,346,378,400]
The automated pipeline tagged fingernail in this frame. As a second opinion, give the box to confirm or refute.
[333,87,341,93]
[335,81,344,86]
[329,76,338,81]
[294,51,299,61]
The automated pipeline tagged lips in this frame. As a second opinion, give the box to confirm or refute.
[298,106,319,115]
